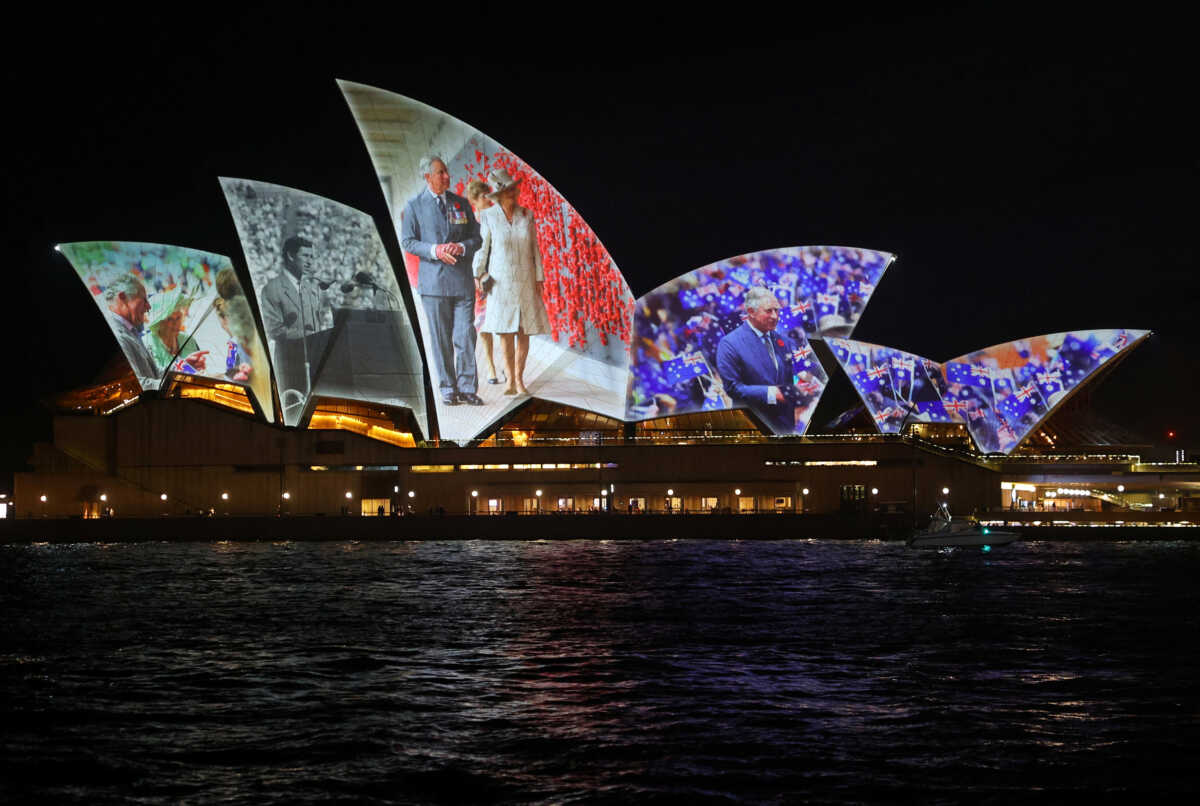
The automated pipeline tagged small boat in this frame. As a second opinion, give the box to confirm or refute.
[908,503,1019,548]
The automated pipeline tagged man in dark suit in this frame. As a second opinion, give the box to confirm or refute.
[716,286,800,434]
[400,154,483,406]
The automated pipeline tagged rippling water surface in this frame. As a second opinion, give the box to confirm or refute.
[2,538,1198,803]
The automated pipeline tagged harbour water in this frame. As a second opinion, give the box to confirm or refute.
[2,539,1198,803]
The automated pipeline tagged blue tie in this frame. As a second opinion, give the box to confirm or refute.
[762,334,778,371]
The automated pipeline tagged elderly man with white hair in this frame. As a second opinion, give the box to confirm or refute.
[715,285,802,434]
[104,274,160,388]
[400,154,484,407]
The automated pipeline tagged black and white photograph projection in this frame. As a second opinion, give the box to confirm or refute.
[220,178,428,434]
[340,81,634,444]
[58,241,272,416]
[626,247,892,434]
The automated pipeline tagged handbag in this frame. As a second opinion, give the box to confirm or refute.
[478,271,494,295]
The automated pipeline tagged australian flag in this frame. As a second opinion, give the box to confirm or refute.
[1036,368,1063,396]
[716,283,748,315]
[828,339,850,365]
[941,398,970,421]
[816,292,839,319]
[661,352,709,384]
[779,299,815,333]
[790,343,816,370]
[678,288,704,309]
[945,361,992,389]
[915,400,950,422]
[854,364,890,394]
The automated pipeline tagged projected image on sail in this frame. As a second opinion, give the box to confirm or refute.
[58,241,272,416]
[942,329,1149,454]
[826,339,952,432]
[625,247,890,434]
[340,81,634,444]
[220,178,428,435]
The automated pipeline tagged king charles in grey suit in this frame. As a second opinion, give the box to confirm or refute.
[400,154,483,406]
[716,286,802,434]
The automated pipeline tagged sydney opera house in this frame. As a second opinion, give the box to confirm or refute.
[11,82,1197,523]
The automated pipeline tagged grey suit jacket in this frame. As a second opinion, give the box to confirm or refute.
[109,311,160,389]
[261,273,326,341]
[400,189,481,298]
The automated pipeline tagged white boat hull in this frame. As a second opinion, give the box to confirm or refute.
[908,528,1019,548]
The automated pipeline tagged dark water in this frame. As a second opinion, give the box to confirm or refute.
[2,539,1198,804]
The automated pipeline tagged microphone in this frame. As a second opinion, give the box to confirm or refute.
[352,271,377,287]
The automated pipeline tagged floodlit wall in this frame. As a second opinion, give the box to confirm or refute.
[58,241,273,418]
[339,81,635,444]
[627,247,893,434]
[220,178,428,436]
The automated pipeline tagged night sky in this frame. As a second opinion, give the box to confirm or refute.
[4,7,1196,481]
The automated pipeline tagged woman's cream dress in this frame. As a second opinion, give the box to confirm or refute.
[473,204,551,335]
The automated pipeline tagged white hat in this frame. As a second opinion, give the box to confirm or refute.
[485,168,522,199]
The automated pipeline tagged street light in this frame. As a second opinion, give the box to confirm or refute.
[942,487,950,495]
[667,489,674,496]
[802,488,809,496]
[471,490,478,497]
[871,488,878,495]
[1117,484,1125,493]
[734,488,742,495]
[99,494,107,502]
[221,492,229,500]
[407,490,415,499]
[345,491,353,499]
[39,494,47,502]
[282,491,291,500]
[160,493,168,501]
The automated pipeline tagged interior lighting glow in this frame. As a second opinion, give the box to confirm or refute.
[804,460,878,467]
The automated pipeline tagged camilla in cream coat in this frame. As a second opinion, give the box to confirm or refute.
[472,169,551,395]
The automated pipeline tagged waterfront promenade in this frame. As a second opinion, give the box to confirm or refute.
[2,512,1195,543]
